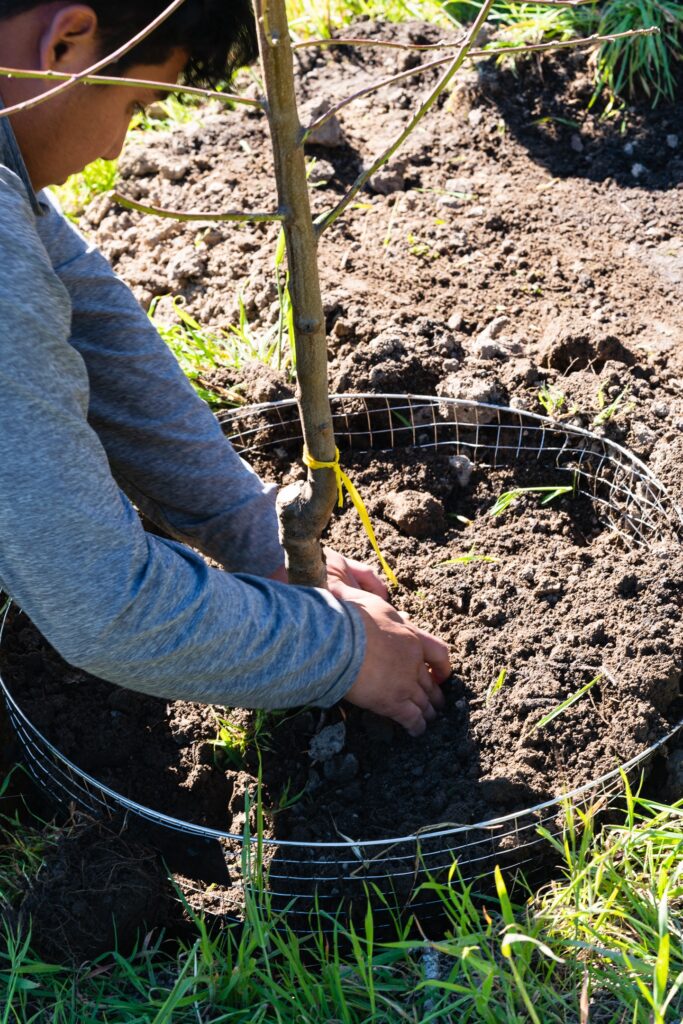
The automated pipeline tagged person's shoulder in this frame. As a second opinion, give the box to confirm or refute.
[0,161,37,221]
[0,162,72,321]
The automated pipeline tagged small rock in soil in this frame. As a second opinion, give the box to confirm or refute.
[158,155,191,181]
[308,158,336,184]
[383,489,447,538]
[301,100,345,147]
[479,315,510,340]
[369,161,407,195]
[437,374,505,422]
[166,249,207,284]
[448,454,473,488]
[472,336,510,361]
[308,722,346,762]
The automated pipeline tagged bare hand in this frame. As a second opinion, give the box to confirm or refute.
[269,547,389,600]
[325,547,389,600]
[338,584,451,737]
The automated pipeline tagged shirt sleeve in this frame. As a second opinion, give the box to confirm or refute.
[0,171,366,709]
[35,190,284,578]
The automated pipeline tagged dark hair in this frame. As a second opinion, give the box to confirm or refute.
[0,1,257,87]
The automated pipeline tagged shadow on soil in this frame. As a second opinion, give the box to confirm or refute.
[476,53,683,191]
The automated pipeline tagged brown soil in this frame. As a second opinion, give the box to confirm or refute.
[10,819,171,963]
[2,23,683,934]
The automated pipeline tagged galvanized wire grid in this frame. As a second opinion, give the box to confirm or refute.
[2,394,682,926]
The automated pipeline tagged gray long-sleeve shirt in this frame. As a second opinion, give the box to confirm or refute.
[0,115,365,708]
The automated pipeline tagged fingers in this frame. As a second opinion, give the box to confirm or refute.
[324,547,390,600]
[418,661,446,710]
[393,700,428,737]
[416,629,452,684]
[340,593,452,738]
[346,558,389,600]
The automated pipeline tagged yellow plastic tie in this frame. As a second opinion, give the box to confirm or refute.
[302,445,399,587]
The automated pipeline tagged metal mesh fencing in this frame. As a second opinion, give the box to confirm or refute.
[2,394,682,927]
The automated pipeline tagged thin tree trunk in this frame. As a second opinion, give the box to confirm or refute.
[254,0,337,588]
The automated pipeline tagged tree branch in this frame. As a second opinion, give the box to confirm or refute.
[316,0,497,237]
[0,66,262,107]
[112,194,284,223]
[311,24,659,205]
[469,25,657,59]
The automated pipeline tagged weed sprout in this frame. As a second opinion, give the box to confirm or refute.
[489,485,574,517]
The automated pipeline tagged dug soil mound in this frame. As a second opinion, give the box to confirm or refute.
[2,23,683,928]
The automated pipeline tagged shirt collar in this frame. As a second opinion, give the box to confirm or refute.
[0,96,46,217]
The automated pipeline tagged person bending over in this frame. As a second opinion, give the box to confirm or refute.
[0,0,450,736]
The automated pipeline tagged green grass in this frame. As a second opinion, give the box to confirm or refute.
[537,383,566,419]
[441,544,498,565]
[50,158,118,222]
[594,0,683,105]
[149,294,295,408]
[286,0,451,37]
[485,665,509,703]
[456,0,682,106]
[593,384,632,426]
[489,484,574,516]
[2,774,683,1022]
[533,673,601,730]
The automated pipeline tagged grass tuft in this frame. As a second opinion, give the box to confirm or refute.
[489,484,574,516]
[50,158,118,222]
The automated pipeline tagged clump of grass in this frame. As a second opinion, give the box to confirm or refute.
[211,709,275,768]
[286,0,450,37]
[442,544,498,565]
[149,294,295,408]
[149,297,244,408]
[488,1,589,46]
[593,384,632,426]
[594,0,683,105]
[534,673,601,730]
[489,484,573,516]
[2,768,683,1023]
[537,383,566,419]
[50,158,118,222]
[130,92,204,133]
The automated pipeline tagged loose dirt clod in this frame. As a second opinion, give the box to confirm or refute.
[13,820,170,963]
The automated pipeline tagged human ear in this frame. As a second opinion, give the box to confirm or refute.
[38,5,99,73]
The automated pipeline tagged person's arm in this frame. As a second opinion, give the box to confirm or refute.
[0,171,364,708]
[21,187,451,730]
[36,191,285,578]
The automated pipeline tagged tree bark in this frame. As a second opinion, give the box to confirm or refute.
[254,0,337,588]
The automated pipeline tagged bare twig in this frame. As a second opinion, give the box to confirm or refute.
[293,35,465,52]
[303,54,450,142]
[316,0,497,236]
[112,194,284,223]
[0,0,189,121]
[0,66,262,107]
[469,25,657,57]
[307,25,659,154]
